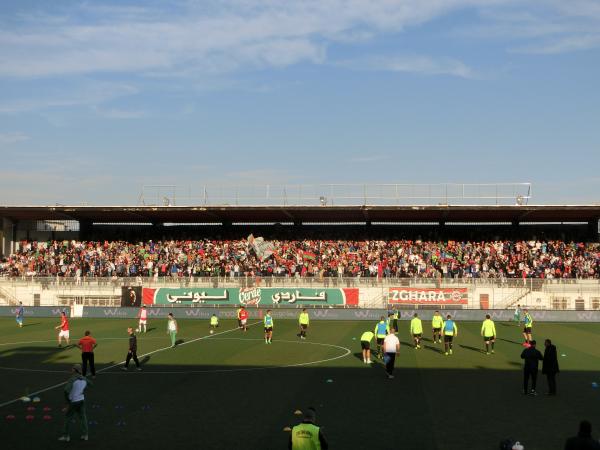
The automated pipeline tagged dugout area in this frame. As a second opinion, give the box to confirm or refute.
[0,317,598,450]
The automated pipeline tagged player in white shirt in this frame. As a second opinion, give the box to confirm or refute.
[382,329,400,379]
[137,305,148,333]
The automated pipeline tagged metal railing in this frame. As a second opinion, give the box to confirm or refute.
[139,183,532,207]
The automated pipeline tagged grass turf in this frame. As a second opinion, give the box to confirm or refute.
[0,316,599,450]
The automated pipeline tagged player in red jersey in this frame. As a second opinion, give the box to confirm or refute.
[239,306,249,332]
[55,311,70,347]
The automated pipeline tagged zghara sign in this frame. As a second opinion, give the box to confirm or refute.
[388,288,468,305]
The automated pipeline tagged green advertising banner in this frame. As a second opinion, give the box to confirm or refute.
[146,287,357,306]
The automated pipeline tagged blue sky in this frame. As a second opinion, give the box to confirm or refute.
[0,0,599,205]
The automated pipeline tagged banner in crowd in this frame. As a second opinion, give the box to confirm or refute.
[247,234,275,261]
[388,287,468,305]
[144,287,358,306]
[121,286,142,307]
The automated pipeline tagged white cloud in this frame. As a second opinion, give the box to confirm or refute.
[0,0,502,79]
[338,55,475,78]
[0,132,30,145]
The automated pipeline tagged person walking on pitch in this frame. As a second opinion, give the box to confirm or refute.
[521,339,543,395]
[209,314,219,334]
[442,315,458,356]
[298,308,309,339]
[410,313,423,349]
[55,311,70,347]
[513,304,521,325]
[264,310,274,344]
[77,331,97,378]
[522,309,534,347]
[239,306,249,332]
[58,364,90,442]
[432,311,443,344]
[167,313,178,347]
[374,316,389,359]
[383,329,400,379]
[16,302,24,328]
[481,314,497,355]
[542,339,559,395]
[137,305,148,333]
[360,330,374,364]
[391,309,399,332]
[121,327,141,371]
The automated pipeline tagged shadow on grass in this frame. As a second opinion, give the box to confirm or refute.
[424,345,444,354]
[459,344,484,354]
[174,339,185,346]
[22,322,42,328]
[498,338,523,346]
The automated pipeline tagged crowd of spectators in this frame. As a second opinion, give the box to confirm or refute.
[1,239,600,280]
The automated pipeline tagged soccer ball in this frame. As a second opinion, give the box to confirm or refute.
[210,330,214,334]
[135,328,140,333]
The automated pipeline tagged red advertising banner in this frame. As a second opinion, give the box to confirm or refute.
[388,288,468,305]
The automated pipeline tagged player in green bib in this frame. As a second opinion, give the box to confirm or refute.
[264,310,274,344]
[513,304,521,325]
[522,309,533,347]
[410,313,423,349]
[442,315,458,356]
[360,331,374,364]
[432,311,444,344]
[481,314,497,355]
[298,308,310,340]
[374,316,389,359]
[209,314,219,334]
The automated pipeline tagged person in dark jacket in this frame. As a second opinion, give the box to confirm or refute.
[542,339,559,395]
[564,420,600,450]
[521,340,543,395]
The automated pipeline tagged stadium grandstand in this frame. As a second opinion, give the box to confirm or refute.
[1,184,599,311]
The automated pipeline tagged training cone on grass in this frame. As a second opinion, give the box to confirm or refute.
[283,426,292,432]
[25,415,34,421]
[43,415,52,421]
[32,397,40,403]
[294,410,302,416]
[43,407,51,412]
[26,406,35,411]
[6,415,16,421]
[326,379,333,383]
[21,397,31,403]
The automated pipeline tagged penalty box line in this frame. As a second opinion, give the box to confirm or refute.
[0,321,261,409]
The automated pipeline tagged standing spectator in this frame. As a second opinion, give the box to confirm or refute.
[521,340,543,395]
[167,313,178,348]
[77,331,97,378]
[55,311,70,347]
[15,302,24,328]
[564,420,600,450]
[382,328,400,379]
[542,339,559,395]
[121,327,141,371]
[58,364,90,442]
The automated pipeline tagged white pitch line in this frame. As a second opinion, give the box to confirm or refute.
[0,322,261,409]
[94,338,352,374]
[0,338,352,375]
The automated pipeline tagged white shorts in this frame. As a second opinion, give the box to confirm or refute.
[59,330,70,339]
[241,319,247,325]
[139,319,147,325]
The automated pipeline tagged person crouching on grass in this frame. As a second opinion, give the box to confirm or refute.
[58,364,90,442]
[167,313,178,348]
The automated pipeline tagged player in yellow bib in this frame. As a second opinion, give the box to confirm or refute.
[431,311,444,344]
[410,313,423,349]
[298,308,310,340]
[481,314,497,355]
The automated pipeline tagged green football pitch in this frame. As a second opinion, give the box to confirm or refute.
[0,316,599,450]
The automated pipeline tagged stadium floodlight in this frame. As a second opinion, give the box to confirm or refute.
[319,196,327,206]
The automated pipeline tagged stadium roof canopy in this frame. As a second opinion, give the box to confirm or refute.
[1,205,599,224]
